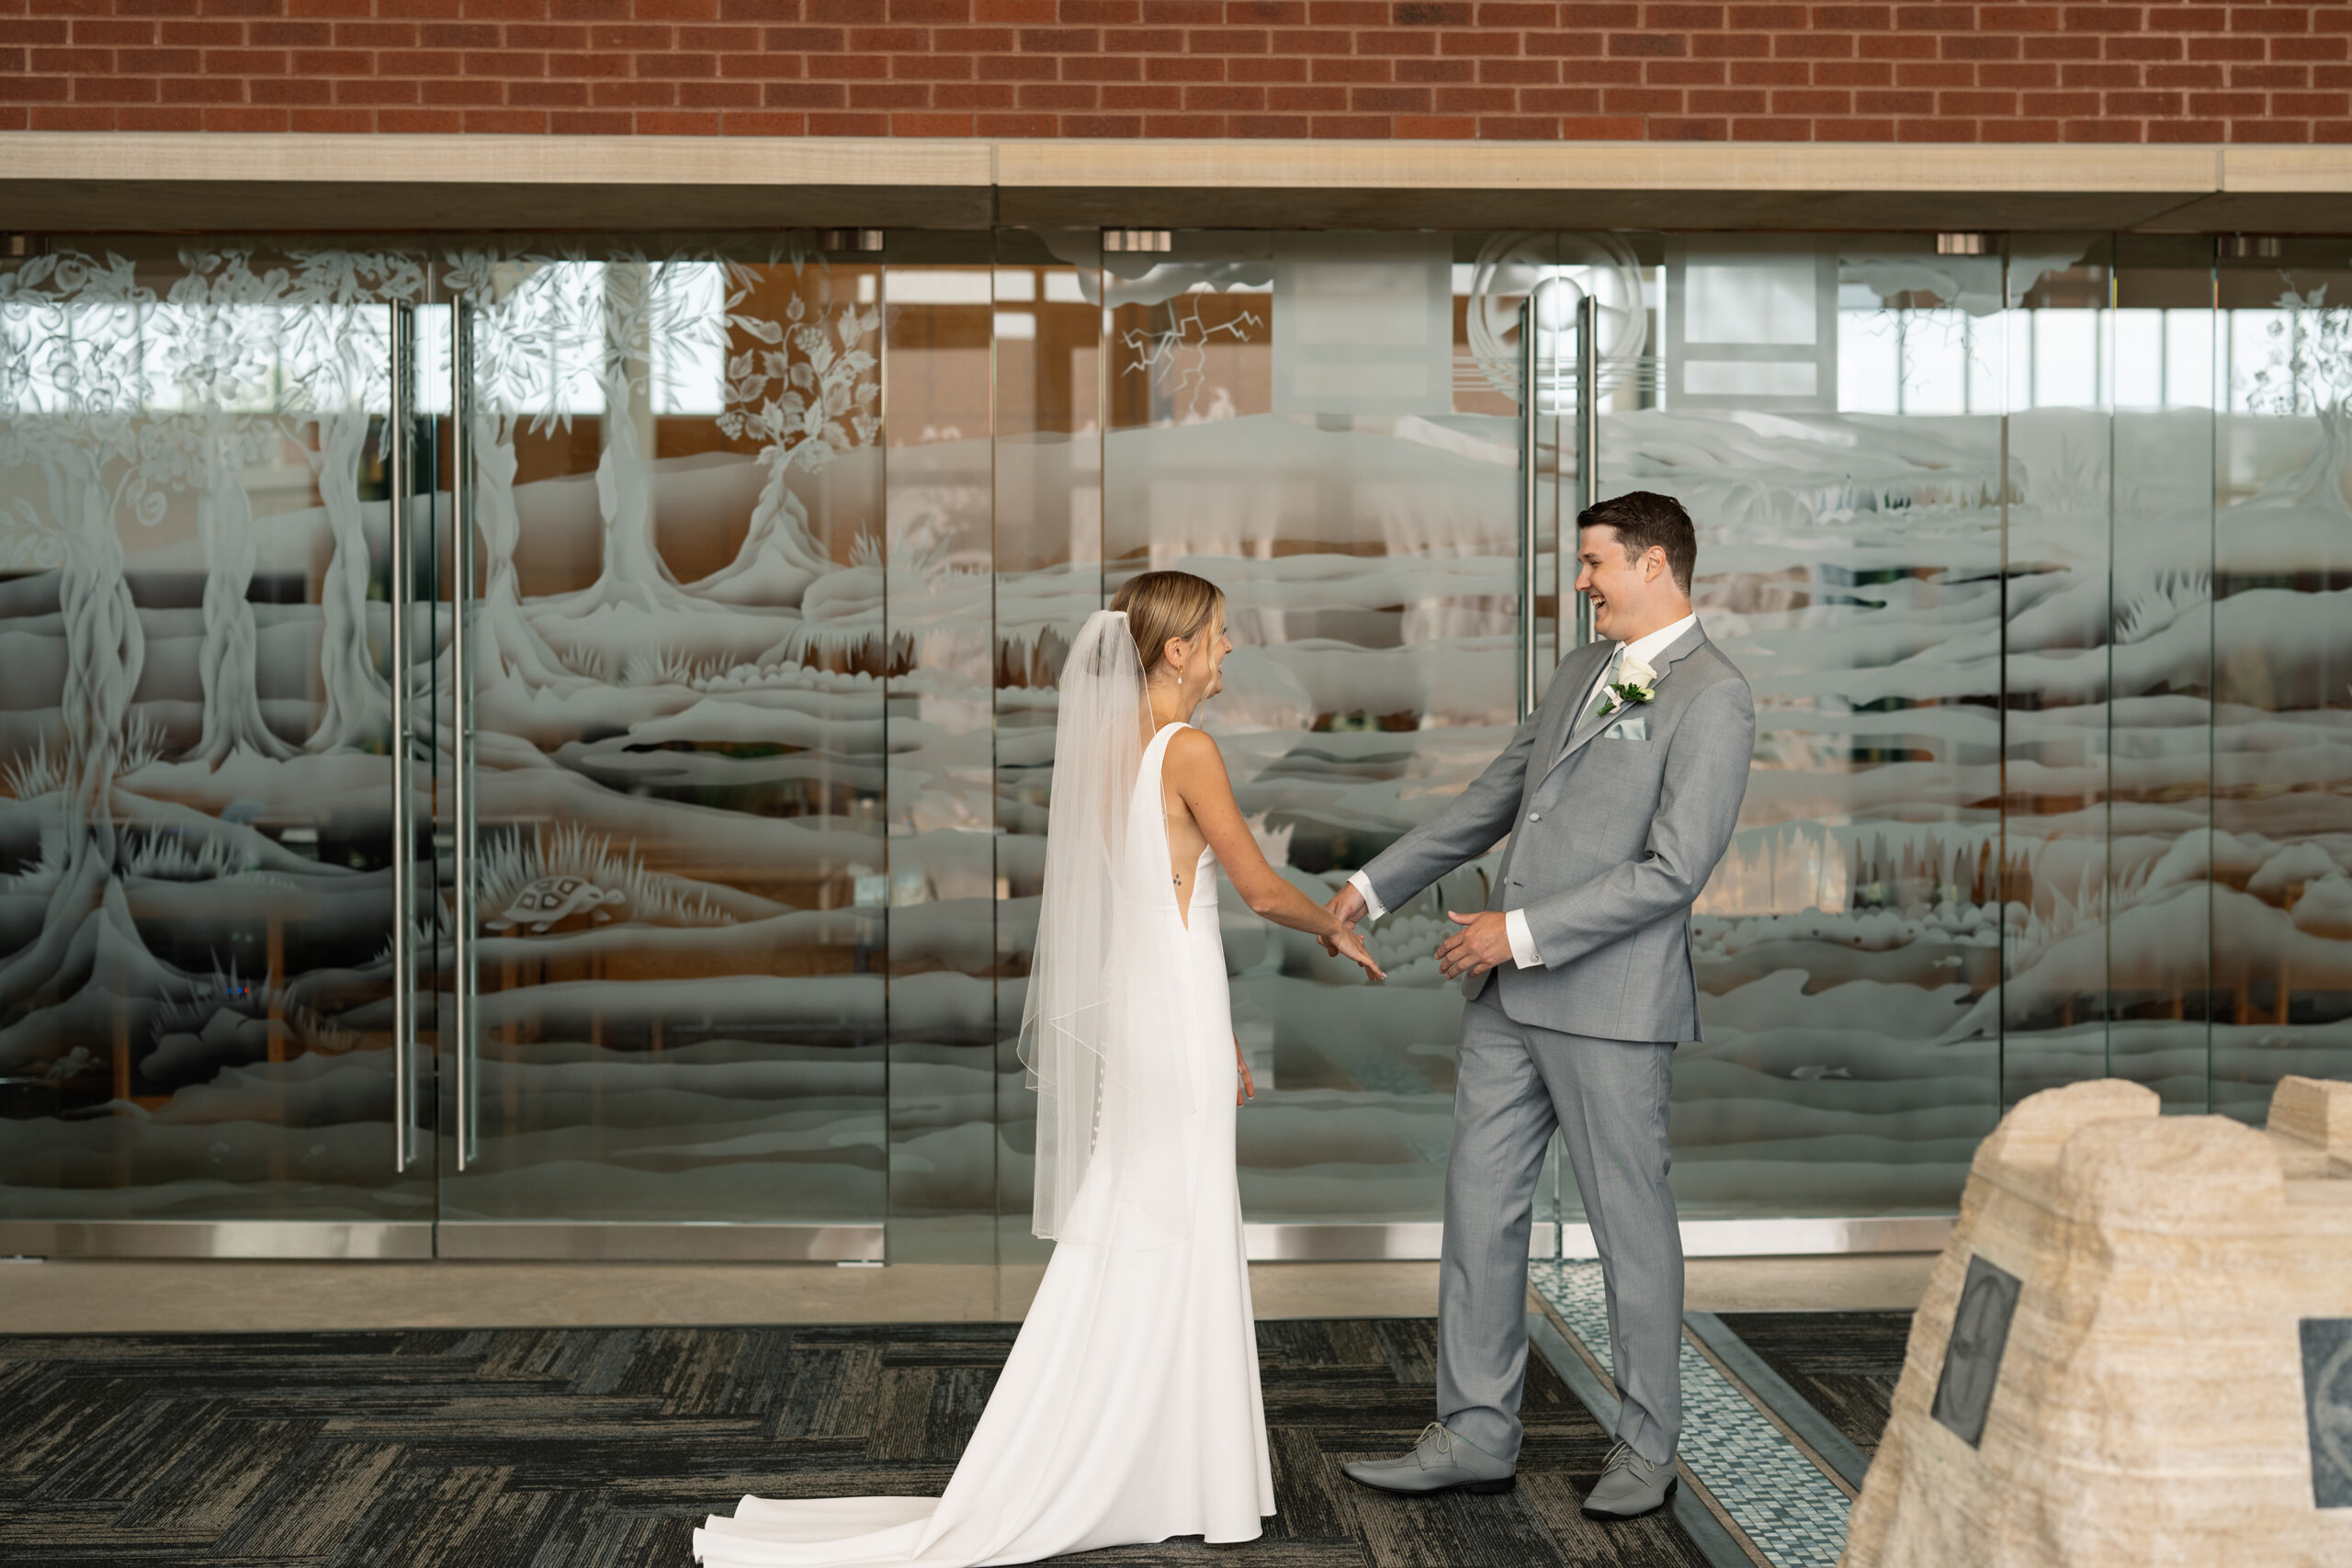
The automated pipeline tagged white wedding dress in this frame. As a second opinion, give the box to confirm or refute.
[693,718,1274,1567]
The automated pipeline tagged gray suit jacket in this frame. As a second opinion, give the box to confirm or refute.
[1360,623,1754,1043]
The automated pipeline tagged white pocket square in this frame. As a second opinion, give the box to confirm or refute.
[1602,716,1649,741]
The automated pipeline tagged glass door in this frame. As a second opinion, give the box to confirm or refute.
[0,246,432,1254]
[431,243,889,1259]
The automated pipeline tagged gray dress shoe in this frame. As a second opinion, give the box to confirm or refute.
[1581,1438,1678,1519]
[1342,1421,1516,1495]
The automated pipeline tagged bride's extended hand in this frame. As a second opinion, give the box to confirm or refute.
[1317,882,1368,957]
[1326,922,1385,983]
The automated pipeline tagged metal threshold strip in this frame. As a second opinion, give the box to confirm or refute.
[0,1221,884,1263]
[0,1217,1943,1263]
[0,1221,436,1260]
[423,1224,885,1263]
[1245,1215,1951,1263]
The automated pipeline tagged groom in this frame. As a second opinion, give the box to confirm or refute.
[1330,491,1753,1520]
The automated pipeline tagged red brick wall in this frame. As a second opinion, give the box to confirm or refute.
[7,1,2349,142]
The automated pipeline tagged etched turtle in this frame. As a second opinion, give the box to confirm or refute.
[485,875,627,934]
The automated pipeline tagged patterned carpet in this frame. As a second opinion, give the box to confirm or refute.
[0,1320,1719,1567]
[1710,1312,1912,1457]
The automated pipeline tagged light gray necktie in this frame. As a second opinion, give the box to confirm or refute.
[1577,645,1626,734]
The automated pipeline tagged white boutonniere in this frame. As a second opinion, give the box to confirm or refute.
[1600,656,1658,716]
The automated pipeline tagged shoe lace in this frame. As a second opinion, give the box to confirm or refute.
[1419,1421,1454,1461]
[1601,1438,1651,1474]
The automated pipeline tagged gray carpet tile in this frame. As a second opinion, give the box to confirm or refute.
[0,1321,1721,1567]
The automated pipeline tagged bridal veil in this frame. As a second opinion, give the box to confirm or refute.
[1017,608,1200,1249]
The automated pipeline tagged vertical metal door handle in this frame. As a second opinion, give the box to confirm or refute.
[450,299,478,1170]
[1518,287,1545,723]
[388,302,415,1174]
[1519,281,1602,725]
[1575,291,1600,651]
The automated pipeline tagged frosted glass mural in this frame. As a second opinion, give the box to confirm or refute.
[2211,249,2352,1121]
[0,247,425,1222]
[1635,239,2012,1216]
[437,245,888,1228]
[4,230,2346,1251]
[1099,232,1551,1225]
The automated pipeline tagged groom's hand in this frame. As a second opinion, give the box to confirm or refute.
[1436,910,1513,980]
[1318,883,1369,956]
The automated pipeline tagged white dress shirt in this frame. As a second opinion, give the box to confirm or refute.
[1348,612,1700,971]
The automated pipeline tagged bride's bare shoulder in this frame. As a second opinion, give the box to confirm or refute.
[1162,724,1224,763]
[1160,725,1231,786]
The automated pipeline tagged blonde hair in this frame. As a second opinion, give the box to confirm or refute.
[1109,570,1224,677]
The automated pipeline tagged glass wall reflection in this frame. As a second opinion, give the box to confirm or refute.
[3,228,2347,1252]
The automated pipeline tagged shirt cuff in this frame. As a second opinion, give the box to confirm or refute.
[1505,908,1544,969]
[1346,871,1387,923]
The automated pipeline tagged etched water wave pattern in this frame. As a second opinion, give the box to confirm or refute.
[1,231,2345,1245]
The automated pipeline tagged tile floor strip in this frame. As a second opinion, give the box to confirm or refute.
[1526,1309,1764,1568]
[1682,1310,1871,1495]
[1530,1260,1853,1568]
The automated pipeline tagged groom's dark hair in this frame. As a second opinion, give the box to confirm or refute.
[1578,491,1696,595]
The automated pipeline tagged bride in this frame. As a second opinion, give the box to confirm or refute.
[693,571,1386,1567]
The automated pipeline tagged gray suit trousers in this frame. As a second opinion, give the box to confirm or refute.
[1439,989,1683,1467]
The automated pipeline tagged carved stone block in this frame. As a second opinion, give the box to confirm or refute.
[1841,1076,2352,1568]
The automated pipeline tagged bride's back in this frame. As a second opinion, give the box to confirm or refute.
[1155,721,1214,917]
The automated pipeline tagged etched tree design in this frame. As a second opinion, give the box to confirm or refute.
[438,251,582,690]
[155,252,306,767]
[1120,289,1262,423]
[2245,283,2352,516]
[695,261,880,605]
[456,251,745,628]
[0,253,163,1020]
[277,249,427,754]
[563,256,712,617]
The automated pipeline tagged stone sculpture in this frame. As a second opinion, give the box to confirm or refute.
[1843,1075,2352,1567]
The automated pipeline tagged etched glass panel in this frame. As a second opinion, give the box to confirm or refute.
[991,229,1105,1273]
[2211,245,2352,1119]
[437,243,888,1229]
[2000,242,2117,1107]
[881,239,1000,1264]
[0,246,426,1222]
[2108,239,2216,1110]
[1648,236,2007,1218]
[1101,231,1539,1226]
